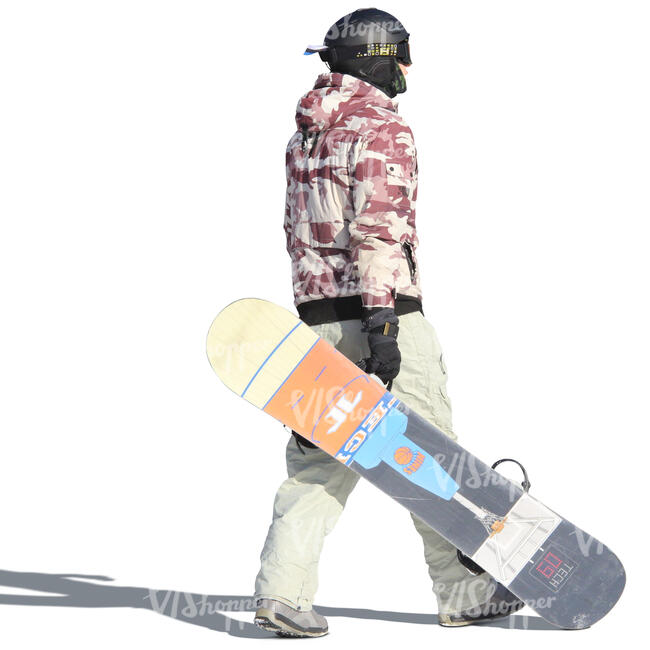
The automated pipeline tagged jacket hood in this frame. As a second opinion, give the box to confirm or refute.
[295,72,398,133]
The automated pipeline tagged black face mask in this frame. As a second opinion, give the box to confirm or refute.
[329,55,407,98]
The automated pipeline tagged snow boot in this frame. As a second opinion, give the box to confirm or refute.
[438,582,525,627]
[254,598,329,637]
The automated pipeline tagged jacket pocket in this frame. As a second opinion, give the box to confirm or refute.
[386,162,407,183]
[386,161,416,200]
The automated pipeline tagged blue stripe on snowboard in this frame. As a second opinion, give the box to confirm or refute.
[241,322,302,397]
[261,337,320,410]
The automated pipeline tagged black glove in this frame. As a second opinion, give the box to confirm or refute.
[357,307,401,385]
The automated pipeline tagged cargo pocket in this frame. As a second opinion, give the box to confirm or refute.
[439,352,447,376]
[436,352,454,437]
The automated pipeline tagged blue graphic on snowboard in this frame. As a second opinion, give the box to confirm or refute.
[349,400,459,500]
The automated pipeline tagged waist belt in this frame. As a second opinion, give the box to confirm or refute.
[297,294,423,326]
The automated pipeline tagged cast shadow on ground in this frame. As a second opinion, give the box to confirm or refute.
[0,569,558,637]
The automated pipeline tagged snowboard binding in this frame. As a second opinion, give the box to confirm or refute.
[457,458,531,575]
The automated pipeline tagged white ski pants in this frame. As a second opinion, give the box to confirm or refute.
[254,311,492,614]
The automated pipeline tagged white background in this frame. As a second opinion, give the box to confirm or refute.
[1,0,648,647]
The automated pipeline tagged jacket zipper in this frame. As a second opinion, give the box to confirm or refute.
[403,242,416,282]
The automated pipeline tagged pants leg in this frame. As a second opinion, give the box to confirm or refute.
[394,312,492,614]
[254,320,364,611]
[254,312,491,614]
[253,437,360,610]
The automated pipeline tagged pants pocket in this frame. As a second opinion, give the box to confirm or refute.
[400,314,455,438]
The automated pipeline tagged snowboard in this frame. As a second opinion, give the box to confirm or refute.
[206,298,625,629]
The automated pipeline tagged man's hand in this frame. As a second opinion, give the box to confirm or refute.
[358,307,401,385]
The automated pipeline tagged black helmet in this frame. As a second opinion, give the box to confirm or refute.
[305,8,411,98]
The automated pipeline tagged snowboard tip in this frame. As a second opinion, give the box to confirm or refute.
[205,298,318,407]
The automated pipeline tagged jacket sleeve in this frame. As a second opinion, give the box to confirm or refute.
[349,124,418,309]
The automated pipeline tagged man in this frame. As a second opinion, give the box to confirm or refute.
[253,8,523,637]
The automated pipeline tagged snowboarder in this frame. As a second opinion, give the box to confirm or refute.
[253,8,524,637]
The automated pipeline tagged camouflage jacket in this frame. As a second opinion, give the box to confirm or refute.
[285,72,422,310]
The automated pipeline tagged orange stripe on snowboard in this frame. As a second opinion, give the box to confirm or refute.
[264,338,386,456]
